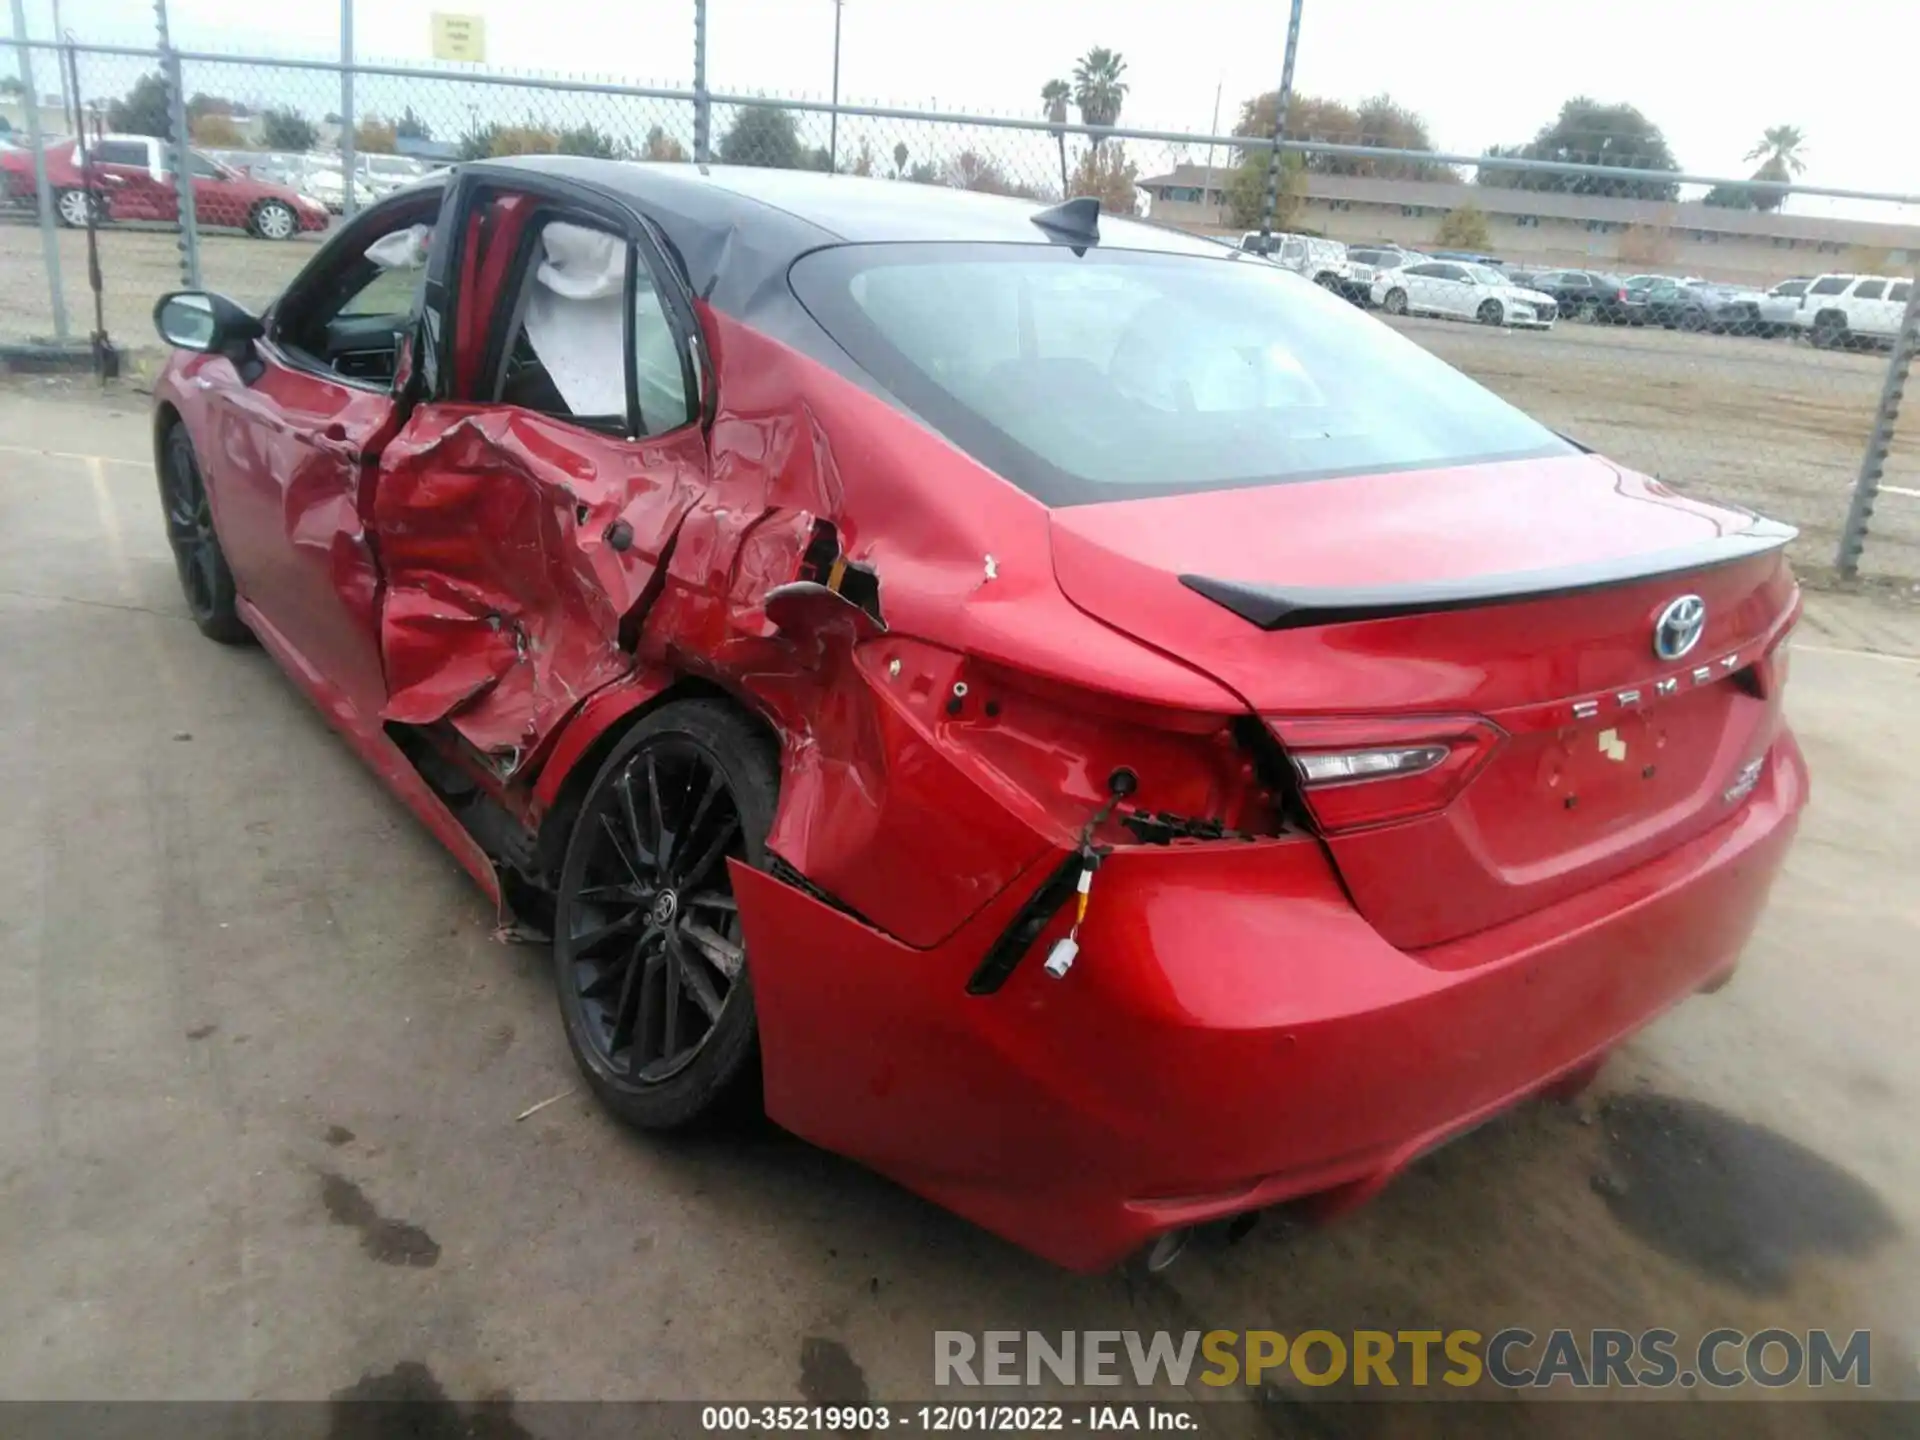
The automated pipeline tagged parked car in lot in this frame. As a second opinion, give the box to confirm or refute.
[1642,279,1766,335]
[1344,244,1422,304]
[146,162,1805,1272]
[1756,278,1813,337]
[0,134,329,237]
[1373,259,1558,328]
[1530,270,1634,324]
[1798,273,1914,349]
[1239,230,1354,292]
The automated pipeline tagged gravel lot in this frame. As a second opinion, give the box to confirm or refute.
[2,382,1918,1419]
[5,217,1917,582]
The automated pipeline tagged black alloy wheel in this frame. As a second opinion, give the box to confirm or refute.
[159,425,250,644]
[553,701,777,1130]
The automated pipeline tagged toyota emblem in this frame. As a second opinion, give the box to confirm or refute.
[1653,595,1707,661]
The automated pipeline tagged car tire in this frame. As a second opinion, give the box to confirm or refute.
[1578,300,1601,323]
[1477,299,1503,326]
[249,199,298,241]
[1314,272,1341,292]
[1382,288,1408,316]
[54,186,100,228]
[1679,309,1707,332]
[553,699,778,1132]
[158,423,252,645]
[1810,313,1846,350]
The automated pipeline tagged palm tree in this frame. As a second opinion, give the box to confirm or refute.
[1041,79,1071,193]
[1745,124,1807,178]
[1072,47,1128,149]
[1744,124,1806,212]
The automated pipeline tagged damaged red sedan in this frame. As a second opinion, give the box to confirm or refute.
[149,159,1806,1271]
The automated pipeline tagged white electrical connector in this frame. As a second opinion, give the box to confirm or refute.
[1043,859,1099,980]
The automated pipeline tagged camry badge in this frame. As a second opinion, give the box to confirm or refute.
[1653,595,1707,661]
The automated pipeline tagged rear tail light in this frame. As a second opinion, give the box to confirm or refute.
[1268,715,1503,833]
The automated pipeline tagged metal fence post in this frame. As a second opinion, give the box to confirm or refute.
[9,0,70,340]
[692,0,710,163]
[340,0,356,219]
[1835,274,1920,578]
[1255,0,1304,247]
[154,0,200,288]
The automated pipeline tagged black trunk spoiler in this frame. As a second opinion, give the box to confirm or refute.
[1180,518,1797,631]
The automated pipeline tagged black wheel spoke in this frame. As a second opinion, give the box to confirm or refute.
[614,770,656,870]
[679,920,745,982]
[671,933,726,1021]
[610,934,663,1062]
[674,813,740,892]
[572,907,643,954]
[644,751,671,872]
[598,812,650,888]
[658,948,682,1064]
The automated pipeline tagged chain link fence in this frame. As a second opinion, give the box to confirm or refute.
[4,17,1916,583]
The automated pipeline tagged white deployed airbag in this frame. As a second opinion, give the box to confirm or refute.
[523,221,628,417]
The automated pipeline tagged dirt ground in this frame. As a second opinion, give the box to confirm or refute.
[1,380,1917,1423]
[6,215,1916,588]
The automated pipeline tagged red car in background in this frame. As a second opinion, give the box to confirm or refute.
[1,133,328,238]
[144,161,1806,1272]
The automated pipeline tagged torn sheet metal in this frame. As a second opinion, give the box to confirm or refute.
[371,407,707,765]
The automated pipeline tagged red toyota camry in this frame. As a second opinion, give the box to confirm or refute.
[148,159,1805,1271]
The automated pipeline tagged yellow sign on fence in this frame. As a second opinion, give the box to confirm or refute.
[430,13,487,63]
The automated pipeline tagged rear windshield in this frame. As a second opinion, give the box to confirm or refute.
[790,243,1571,506]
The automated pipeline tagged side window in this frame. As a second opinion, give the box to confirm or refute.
[274,209,436,382]
[188,151,223,179]
[493,218,629,426]
[1852,280,1886,300]
[1434,264,1468,282]
[92,140,150,167]
[632,264,693,435]
[1809,276,1849,295]
[1775,281,1807,297]
[1405,263,1442,278]
[1892,282,1912,304]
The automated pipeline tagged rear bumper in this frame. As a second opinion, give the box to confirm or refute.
[737,728,1806,1271]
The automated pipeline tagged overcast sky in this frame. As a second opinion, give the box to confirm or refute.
[20,0,1920,207]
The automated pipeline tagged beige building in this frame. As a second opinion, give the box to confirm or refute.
[1139,164,1920,286]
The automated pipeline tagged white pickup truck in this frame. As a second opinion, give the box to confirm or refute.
[1799,273,1914,349]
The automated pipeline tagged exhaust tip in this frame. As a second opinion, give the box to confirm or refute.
[1143,1228,1191,1273]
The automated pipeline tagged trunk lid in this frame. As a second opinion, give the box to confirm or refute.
[1049,455,1798,949]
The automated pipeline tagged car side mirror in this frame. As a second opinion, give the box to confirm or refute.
[153,290,263,362]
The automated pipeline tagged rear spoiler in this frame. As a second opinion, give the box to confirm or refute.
[1180,518,1797,631]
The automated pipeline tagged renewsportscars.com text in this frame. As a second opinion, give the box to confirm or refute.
[934,1328,1872,1390]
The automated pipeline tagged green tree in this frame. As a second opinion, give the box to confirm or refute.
[1433,202,1491,251]
[396,106,432,141]
[189,113,246,148]
[1041,77,1072,193]
[1229,91,1446,179]
[260,107,318,151]
[1742,124,1805,212]
[644,125,688,162]
[1477,98,1679,199]
[905,160,940,185]
[186,92,235,122]
[1703,183,1757,209]
[0,76,25,99]
[892,141,909,178]
[557,123,620,158]
[1072,47,1127,146]
[718,105,805,169]
[457,123,502,161]
[354,116,398,154]
[1069,140,1138,213]
[106,73,172,139]
[1225,150,1304,229]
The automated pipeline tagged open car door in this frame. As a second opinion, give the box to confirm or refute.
[367,167,712,775]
